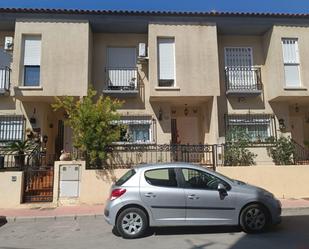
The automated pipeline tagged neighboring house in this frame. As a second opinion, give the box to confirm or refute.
[0,8,309,164]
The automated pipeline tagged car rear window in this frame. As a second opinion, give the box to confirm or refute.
[115,169,136,186]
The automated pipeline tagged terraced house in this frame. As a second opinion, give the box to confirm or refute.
[0,8,309,200]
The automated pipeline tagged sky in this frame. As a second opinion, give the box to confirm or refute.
[0,0,309,14]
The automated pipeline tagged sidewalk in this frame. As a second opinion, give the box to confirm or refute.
[1,198,309,221]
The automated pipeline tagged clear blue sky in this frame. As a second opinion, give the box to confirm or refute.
[0,0,309,14]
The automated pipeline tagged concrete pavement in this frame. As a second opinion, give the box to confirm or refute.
[0,208,308,249]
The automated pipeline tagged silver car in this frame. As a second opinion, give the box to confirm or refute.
[104,163,281,239]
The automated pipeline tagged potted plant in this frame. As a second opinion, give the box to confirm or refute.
[7,140,33,168]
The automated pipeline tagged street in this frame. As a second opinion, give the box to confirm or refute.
[0,209,309,249]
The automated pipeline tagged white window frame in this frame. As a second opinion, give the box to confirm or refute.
[157,37,176,87]
[281,38,302,88]
[22,35,42,87]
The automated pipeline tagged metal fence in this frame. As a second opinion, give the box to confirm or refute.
[225,66,262,92]
[105,67,138,91]
[85,144,219,170]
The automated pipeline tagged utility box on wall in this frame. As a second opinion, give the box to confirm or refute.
[59,165,80,198]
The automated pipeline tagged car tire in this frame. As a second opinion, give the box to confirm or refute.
[240,204,269,233]
[116,207,148,239]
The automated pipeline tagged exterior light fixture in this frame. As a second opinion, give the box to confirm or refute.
[279,118,286,131]
[158,107,163,121]
[184,104,189,116]
[295,103,300,113]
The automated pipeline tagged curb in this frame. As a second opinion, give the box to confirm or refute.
[2,207,309,223]
[2,214,104,223]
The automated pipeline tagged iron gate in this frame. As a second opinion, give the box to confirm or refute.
[23,166,54,203]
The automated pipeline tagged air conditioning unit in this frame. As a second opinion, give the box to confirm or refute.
[138,43,147,57]
[4,36,13,50]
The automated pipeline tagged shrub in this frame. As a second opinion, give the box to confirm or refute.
[224,128,256,166]
[266,136,295,165]
[52,87,123,166]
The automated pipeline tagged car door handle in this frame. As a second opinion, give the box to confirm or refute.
[144,192,156,198]
[188,194,200,200]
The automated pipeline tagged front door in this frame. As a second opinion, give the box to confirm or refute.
[139,167,186,226]
[290,116,304,145]
[179,168,237,225]
[177,117,199,144]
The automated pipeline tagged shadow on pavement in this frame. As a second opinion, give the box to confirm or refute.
[0,216,7,228]
[152,225,241,236]
[222,215,309,249]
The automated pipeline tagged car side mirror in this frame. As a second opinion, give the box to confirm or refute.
[217,183,227,195]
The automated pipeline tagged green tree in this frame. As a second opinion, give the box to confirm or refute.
[266,136,295,165]
[224,127,257,166]
[52,88,123,166]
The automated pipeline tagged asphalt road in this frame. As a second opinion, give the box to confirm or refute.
[0,209,309,249]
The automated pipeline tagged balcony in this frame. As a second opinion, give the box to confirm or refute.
[103,67,139,97]
[225,67,263,96]
[0,67,10,95]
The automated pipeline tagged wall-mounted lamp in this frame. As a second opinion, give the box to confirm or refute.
[295,103,300,113]
[279,118,286,131]
[158,107,163,121]
[184,104,189,116]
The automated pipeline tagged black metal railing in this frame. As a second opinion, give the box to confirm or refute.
[0,143,56,170]
[105,67,138,91]
[292,140,309,165]
[85,144,218,170]
[0,66,10,93]
[225,67,262,93]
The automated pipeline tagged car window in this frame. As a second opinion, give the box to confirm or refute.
[181,168,230,190]
[115,169,136,186]
[145,168,177,187]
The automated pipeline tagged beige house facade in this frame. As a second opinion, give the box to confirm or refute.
[0,9,309,163]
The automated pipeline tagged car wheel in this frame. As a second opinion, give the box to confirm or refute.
[240,204,269,233]
[116,207,148,239]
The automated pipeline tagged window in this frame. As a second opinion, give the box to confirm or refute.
[115,169,136,186]
[106,47,137,90]
[115,116,154,143]
[224,47,256,88]
[282,38,301,88]
[145,168,177,187]
[225,114,275,143]
[23,35,41,86]
[158,38,175,87]
[0,115,25,142]
[181,168,230,190]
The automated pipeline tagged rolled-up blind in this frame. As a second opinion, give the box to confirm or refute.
[282,39,299,64]
[158,38,175,80]
[24,36,41,66]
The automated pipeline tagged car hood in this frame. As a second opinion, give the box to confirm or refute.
[233,179,271,194]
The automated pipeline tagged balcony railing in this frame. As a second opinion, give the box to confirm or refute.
[104,67,138,95]
[225,67,262,96]
[0,67,10,94]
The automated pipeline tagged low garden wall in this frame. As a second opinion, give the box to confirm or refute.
[217,165,309,199]
[0,171,24,208]
[53,162,309,206]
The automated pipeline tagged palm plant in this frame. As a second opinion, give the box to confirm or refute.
[7,140,33,168]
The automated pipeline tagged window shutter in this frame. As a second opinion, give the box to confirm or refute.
[282,39,299,64]
[158,38,175,80]
[24,36,41,66]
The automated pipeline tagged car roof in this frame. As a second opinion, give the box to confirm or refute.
[134,162,212,171]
